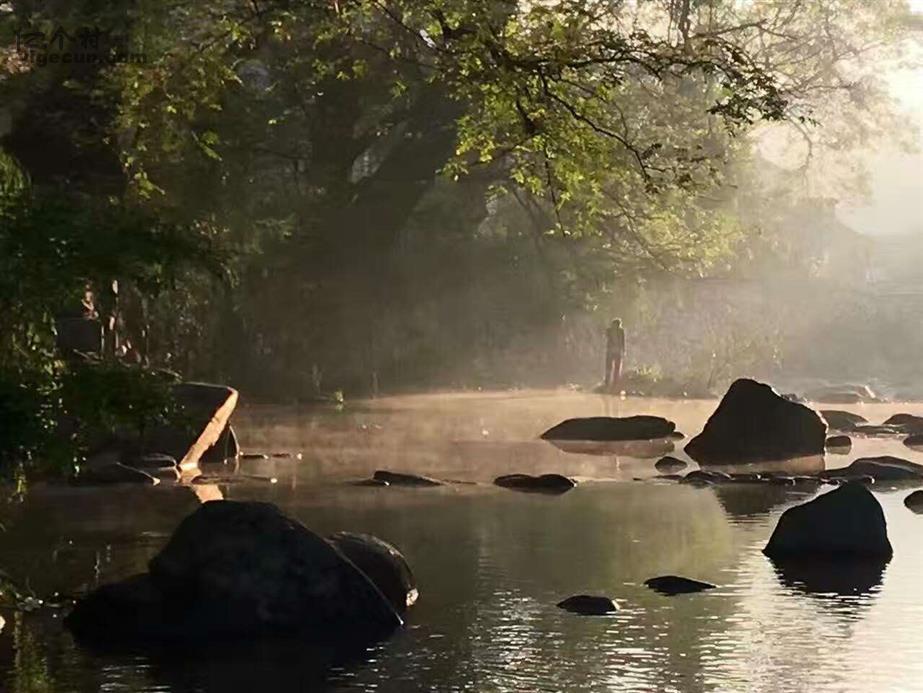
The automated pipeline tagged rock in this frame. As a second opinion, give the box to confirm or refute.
[241,452,269,460]
[493,474,576,494]
[540,415,675,441]
[828,456,923,482]
[763,483,892,559]
[805,384,880,404]
[328,532,418,614]
[769,476,797,486]
[680,469,731,486]
[372,471,442,487]
[72,463,159,486]
[644,575,716,596]
[904,490,923,513]
[728,473,764,483]
[66,501,402,646]
[825,435,852,452]
[883,413,923,433]
[201,424,239,464]
[556,595,618,615]
[905,433,923,448]
[685,379,826,465]
[654,456,687,473]
[820,410,867,431]
[655,474,684,481]
[852,424,901,437]
[669,431,686,440]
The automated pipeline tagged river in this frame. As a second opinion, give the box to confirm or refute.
[1,390,922,692]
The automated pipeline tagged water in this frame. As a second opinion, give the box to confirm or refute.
[1,391,923,692]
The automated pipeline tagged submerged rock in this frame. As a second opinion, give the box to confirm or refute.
[556,595,618,615]
[820,410,867,432]
[654,456,688,473]
[644,575,716,596]
[763,483,892,559]
[680,469,731,485]
[904,490,923,513]
[494,474,576,494]
[825,435,852,452]
[328,532,417,614]
[685,379,826,465]
[540,415,675,441]
[66,501,402,646]
[852,424,901,437]
[372,470,442,487]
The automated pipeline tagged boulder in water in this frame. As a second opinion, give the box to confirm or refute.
[328,532,417,614]
[883,413,923,434]
[66,501,402,646]
[644,575,716,595]
[494,474,576,494]
[828,456,923,482]
[685,379,826,465]
[540,415,675,441]
[654,456,687,473]
[556,595,618,615]
[904,490,923,513]
[763,483,892,559]
[825,435,852,452]
[820,410,867,432]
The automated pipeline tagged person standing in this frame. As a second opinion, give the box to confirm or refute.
[604,318,625,393]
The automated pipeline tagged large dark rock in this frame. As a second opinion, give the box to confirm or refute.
[494,474,576,494]
[763,483,892,559]
[66,501,402,646]
[820,410,867,432]
[540,415,675,441]
[328,532,417,614]
[644,575,716,595]
[827,456,923,482]
[685,379,827,465]
[556,595,618,615]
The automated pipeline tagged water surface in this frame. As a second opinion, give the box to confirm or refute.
[1,391,922,692]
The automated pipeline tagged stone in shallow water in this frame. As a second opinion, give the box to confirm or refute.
[556,595,618,615]
[494,474,576,494]
[654,456,687,473]
[540,415,675,441]
[825,435,852,452]
[904,490,923,514]
[644,575,716,596]
[685,379,826,465]
[883,413,923,433]
[763,483,892,559]
[819,410,867,431]
[828,456,923,482]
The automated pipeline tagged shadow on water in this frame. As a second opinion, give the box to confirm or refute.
[768,557,889,599]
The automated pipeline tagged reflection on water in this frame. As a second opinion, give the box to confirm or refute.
[1,391,923,691]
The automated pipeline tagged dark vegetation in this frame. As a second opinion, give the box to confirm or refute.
[0,0,917,476]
